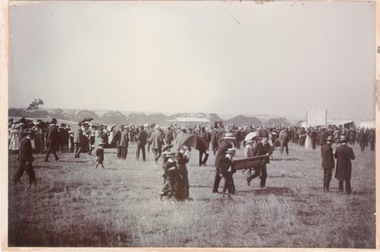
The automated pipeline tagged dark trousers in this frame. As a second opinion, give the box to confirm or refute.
[339,179,351,193]
[222,173,235,195]
[213,168,222,193]
[136,145,146,161]
[152,148,161,162]
[45,142,59,161]
[280,143,289,155]
[247,167,261,183]
[260,165,267,188]
[14,161,36,185]
[116,145,122,158]
[360,142,366,152]
[75,144,82,157]
[312,140,317,150]
[199,150,209,166]
[370,142,375,151]
[323,168,332,191]
[120,146,128,159]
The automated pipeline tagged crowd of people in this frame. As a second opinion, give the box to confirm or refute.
[8,117,375,198]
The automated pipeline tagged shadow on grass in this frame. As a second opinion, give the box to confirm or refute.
[239,187,296,196]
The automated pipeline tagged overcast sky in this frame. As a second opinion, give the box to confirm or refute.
[8,1,375,120]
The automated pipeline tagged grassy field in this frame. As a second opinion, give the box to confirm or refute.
[7,141,376,248]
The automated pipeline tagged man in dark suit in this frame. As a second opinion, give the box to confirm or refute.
[321,136,335,192]
[45,118,60,162]
[14,128,36,188]
[254,135,272,189]
[120,126,130,160]
[112,126,122,158]
[199,127,211,166]
[136,125,148,161]
[279,128,289,155]
[212,132,235,193]
[74,124,85,158]
[334,135,355,194]
[150,126,164,163]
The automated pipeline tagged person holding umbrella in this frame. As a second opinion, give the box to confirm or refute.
[212,132,235,193]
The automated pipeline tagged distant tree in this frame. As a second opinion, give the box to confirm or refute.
[48,108,71,120]
[27,99,44,111]
[8,108,28,117]
[75,110,99,122]
[98,111,127,125]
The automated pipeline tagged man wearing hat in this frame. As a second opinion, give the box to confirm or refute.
[334,135,355,194]
[253,135,272,189]
[321,136,335,192]
[212,132,235,193]
[14,128,37,188]
[120,126,130,160]
[45,118,60,162]
[150,125,164,163]
[279,128,289,155]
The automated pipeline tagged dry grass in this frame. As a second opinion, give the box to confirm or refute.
[7,142,376,248]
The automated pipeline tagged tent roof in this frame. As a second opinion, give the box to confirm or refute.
[327,120,355,126]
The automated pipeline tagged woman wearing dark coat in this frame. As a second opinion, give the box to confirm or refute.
[159,152,178,199]
[174,147,191,201]
[334,135,355,194]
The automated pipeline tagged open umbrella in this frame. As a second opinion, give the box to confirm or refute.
[176,134,207,151]
[79,117,93,125]
[162,144,174,152]
[244,131,259,141]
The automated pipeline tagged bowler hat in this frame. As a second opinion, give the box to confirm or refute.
[51,118,58,124]
[338,135,347,143]
[223,132,236,140]
[326,136,334,142]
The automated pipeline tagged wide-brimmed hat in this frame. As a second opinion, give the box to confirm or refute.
[226,148,236,154]
[51,118,58,124]
[162,151,177,158]
[223,132,236,140]
[245,139,254,144]
[326,136,334,143]
[338,135,347,143]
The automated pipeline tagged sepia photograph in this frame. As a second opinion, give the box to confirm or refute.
[3,0,377,250]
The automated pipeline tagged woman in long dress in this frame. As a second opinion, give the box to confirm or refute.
[8,124,21,159]
[304,129,312,148]
[174,146,191,201]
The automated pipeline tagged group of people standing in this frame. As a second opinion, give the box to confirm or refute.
[321,135,355,194]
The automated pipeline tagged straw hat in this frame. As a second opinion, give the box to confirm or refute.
[226,148,236,154]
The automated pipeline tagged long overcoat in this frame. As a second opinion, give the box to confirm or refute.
[334,144,355,180]
[321,143,334,169]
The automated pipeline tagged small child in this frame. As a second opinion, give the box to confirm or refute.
[95,140,106,169]
[220,148,237,197]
